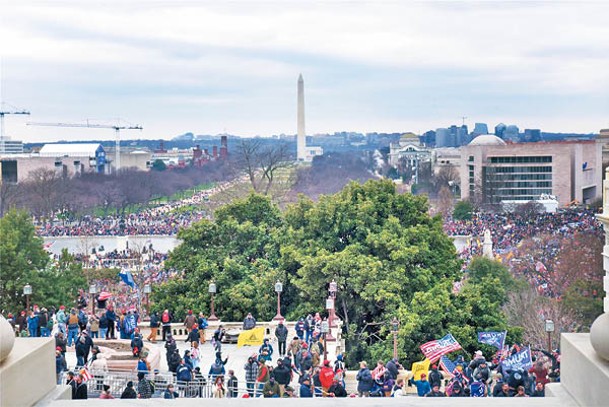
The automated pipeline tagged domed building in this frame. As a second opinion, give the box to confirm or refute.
[468,134,507,146]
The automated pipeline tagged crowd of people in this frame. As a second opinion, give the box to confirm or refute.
[34,178,242,237]
[444,209,603,294]
[380,345,556,398]
[4,295,559,400]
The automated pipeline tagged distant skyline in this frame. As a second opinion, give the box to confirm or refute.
[1,1,608,142]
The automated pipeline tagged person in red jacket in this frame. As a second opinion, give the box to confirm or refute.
[319,360,335,396]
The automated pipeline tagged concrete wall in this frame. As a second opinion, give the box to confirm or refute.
[0,338,56,407]
[560,333,609,406]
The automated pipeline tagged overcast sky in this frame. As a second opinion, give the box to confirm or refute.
[1,1,608,142]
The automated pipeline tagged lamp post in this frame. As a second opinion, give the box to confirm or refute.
[391,317,400,360]
[325,297,336,341]
[143,284,151,318]
[89,284,97,315]
[545,319,555,352]
[273,280,283,321]
[328,279,338,328]
[321,319,329,362]
[23,284,32,311]
[208,282,218,321]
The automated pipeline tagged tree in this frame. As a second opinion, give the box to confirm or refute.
[155,180,514,367]
[514,201,545,218]
[453,200,473,220]
[22,168,67,217]
[0,180,22,217]
[503,286,573,350]
[437,186,454,218]
[433,166,459,194]
[151,159,167,171]
[0,210,49,312]
[237,139,292,195]
[28,250,88,310]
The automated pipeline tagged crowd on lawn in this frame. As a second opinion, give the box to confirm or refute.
[34,178,242,237]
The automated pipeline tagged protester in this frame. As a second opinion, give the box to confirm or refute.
[356,361,373,397]
[164,384,179,399]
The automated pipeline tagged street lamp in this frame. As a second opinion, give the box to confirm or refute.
[321,319,329,362]
[273,280,283,321]
[23,284,32,311]
[89,284,97,315]
[391,317,400,360]
[328,279,338,328]
[325,297,336,342]
[545,319,555,352]
[143,284,151,317]
[208,282,218,321]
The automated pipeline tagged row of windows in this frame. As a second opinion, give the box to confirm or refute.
[490,188,553,196]
[488,173,552,181]
[486,181,552,188]
[489,166,552,173]
[495,195,547,202]
[489,156,552,164]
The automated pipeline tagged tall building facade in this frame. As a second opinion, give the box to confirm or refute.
[461,135,602,206]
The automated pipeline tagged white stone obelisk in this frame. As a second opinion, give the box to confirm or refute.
[297,74,306,161]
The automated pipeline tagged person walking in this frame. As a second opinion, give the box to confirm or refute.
[275,320,289,357]
[147,311,159,343]
[161,309,172,341]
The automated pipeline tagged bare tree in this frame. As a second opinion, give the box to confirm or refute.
[23,168,65,218]
[0,181,22,217]
[503,286,577,350]
[433,166,459,193]
[437,185,454,218]
[237,139,292,195]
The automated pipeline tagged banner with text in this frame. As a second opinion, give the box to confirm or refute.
[477,331,507,350]
[411,359,430,381]
[501,346,533,371]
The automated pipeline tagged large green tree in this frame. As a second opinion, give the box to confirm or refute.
[0,210,49,312]
[156,180,514,366]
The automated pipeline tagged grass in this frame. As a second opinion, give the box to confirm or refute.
[91,182,216,217]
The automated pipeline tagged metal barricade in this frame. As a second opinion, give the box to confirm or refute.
[60,370,324,398]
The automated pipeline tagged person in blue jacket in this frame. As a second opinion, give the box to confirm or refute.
[356,361,374,397]
[413,373,432,397]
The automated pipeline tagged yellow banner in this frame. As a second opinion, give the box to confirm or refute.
[411,359,430,381]
[237,327,265,347]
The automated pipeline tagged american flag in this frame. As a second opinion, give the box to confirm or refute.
[419,333,462,363]
[79,367,93,382]
[439,355,457,378]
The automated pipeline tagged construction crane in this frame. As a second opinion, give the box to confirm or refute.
[0,103,30,146]
[27,120,142,172]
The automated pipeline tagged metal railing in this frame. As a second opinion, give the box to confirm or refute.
[61,370,323,398]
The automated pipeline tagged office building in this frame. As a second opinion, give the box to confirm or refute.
[461,135,601,206]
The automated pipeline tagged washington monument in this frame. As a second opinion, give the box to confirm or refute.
[297,73,306,161]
